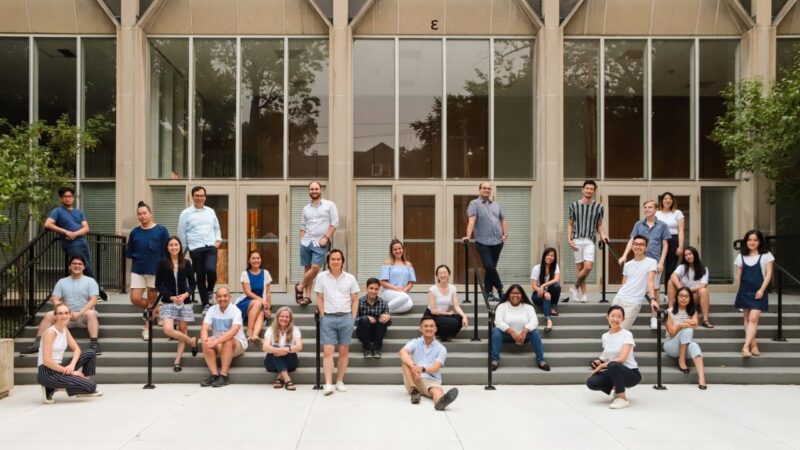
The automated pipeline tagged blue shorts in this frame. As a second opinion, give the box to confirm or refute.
[300,243,327,267]
[320,314,354,346]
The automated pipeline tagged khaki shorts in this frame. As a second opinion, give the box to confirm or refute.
[130,273,156,289]
[232,340,245,358]
[612,298,642,330]
[66,310,98,329]
[403,370,441,397]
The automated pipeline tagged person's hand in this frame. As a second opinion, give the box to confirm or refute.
[65,231,76,240]
[568,239,578,251]
[368,316,376,324]
[650,298,661,313]
[618,256,626,266]
[518,329,529,344]
[501,233,508,243]
[204,337,217,348]
[590,362,606,375]
[462,236,470,243]
[657,263,664,273]
[263,308,271,320]
[461,316,468,329]
[169,295,178,302]
[70,312,79,321]
[318,236,328,247]
[379,314,391,324]
[676,246,683,256]
[214,241,221,248]
[276,347,289,357]
[755,289,765,300]
[544,291,551,301]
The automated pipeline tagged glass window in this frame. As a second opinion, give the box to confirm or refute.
[701,187,735,283]
[194,39,236,178]
[148,39,189,179]
[288,39,329,179]
[453,194,482,285]
[604,40,645,179]
[404,195,435,284]
[82,38,117,179]
[494,39,534,179]
[353,39,395,178]
[37,38,77,177]
[0,38,29,128]
[446,40,489,180]
[246,196,280,283]
[240,39,284,179]
[651,40,692,179]
[777,38,800,81]
[399,40,442,179]
[150,186,185,235]
[563,40,599,179]
[699,40,737,179]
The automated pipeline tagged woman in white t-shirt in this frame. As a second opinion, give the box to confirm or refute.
[262,306,303,390]
[656,192,685,291]
[425,265,468,340]
[664,287,707,389]
[669,246,714,328]
[587,306,641,409]
[734,229,774,358]
[530,247,561,332]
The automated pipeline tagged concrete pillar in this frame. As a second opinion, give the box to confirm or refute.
[0,339,12,399]
[537,0,563,250]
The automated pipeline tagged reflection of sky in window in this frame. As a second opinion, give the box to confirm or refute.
[399,41,441,151]
[353,40,394,153]
[447,40,489,97]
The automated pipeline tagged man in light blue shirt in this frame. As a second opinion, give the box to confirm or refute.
[177,186,221,313]
[295,181,339,306]
[399,317,458,410]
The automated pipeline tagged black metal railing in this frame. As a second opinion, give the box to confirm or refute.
[85,232,128,292]
[463,239,496,391]
[598,238,621,303]
[313,309,322,389]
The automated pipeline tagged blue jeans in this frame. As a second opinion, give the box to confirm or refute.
[189,246,217,306]
[475,242,503,296]
[491,327,545,363]
[264,353,299,373]
[531,283,561,320]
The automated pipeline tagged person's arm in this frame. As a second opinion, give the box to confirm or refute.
[593,344,634,374]
[646,269,659,310]
[677,216,685,255]
[541,267,560,290]
[618,237,634,265]
[399,346,422,383]
[378,299,391,323]
[597,214,608,242]
[319,202,339,248]
[200,321,211,345]
[403,265,416,293]
[176,211,188,251]
[567,217,577,250]
[462,215,477,242]
[78,295,98,317]
[241,275,262,302]
[451,292,468,328]
[215,323,240,344]
[524,305,539,332]
[501,218,508,243]
[212,213,221,247]
[316,292,324,316]
[40,329,66,373]
[669,271,683,291]
[75,220,90,238]
[493,304,514,337]
[664,314,677,336]
[350,292,359,320]
[658,239,668,273]
[290,332,303,354]
[427,290,441,315]
[685,312,699,328]
[756,260,774,300]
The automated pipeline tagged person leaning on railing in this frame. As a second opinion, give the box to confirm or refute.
[491,284,551,372]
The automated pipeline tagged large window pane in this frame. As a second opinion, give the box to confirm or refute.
[563,40,599,179]
[651,40,692,179]
[37,38,77,177]
[149,39,189,179]
[604,40,645,179]
[777,38,800,81]
[288,39,329,179]
[82,38,116,178]
[404,195,435,284]
[354,39,394,178]
[246,196,280,283]
[701,187,734,283]
[399,40,442,179]
[194,39,236,178]
[446,40,489,180]
[494,39,534,179]
[0,38,29,128]
[241,39,284,179]
[699,40,737,179]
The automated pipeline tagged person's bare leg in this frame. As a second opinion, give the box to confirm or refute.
[84,310,100,338]
[203,345,219,375]
[697,288,711,322]
[301,264,322,298]
[323,345,335,385]
[577,261,593,295]
[429,386,444,403]
[745,310,761,351]
[694,356,706,386]
[678,343,688,370]
[336,345,350,383]
[162,318,194,345]
[247,300,265,339]
[175,321,188,362]
[666,283,677,309]
[220,340,234,376]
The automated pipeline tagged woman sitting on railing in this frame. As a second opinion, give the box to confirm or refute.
[425,264,468,341]
[664,287,707,389]
[234,250,272,344]
[262,306,302,391]
[587,306,640,409]
[491,284,551,372]
[380,239,416,314]
[155,236,199,372]
[668,246,714,328]
[530,247,561,332]
[735,229,774,358]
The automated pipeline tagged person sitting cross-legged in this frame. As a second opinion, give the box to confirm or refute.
[200,287,248,388]
[263,306,302,391]
[491,284,551,372]
[399,316,459,411]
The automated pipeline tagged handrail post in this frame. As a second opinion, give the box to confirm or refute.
[484,310,496,390]
[27,246,35,320]
[313,309,322,389]
[653,302,667,390]
[471,265,480,342]
[462,240,470,304]
[773,269,786,342]
[143,306,156,389]
[600,240,609,303]
[120,239,127,293]
[95,241,102,286]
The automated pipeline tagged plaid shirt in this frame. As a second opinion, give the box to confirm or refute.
[357,295,389,320]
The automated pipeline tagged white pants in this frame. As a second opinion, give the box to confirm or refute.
[381,289,414,314]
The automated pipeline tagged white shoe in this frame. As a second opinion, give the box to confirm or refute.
[569,286,581,301]
[581,294,589,303]
[141,328,149,341]
[609,397,630,409]
[76,387,103,398]
[650,317,658,330]
[323,384,335,396]
[335,381,347,392]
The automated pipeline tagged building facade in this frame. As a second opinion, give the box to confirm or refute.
[0,0,797,292]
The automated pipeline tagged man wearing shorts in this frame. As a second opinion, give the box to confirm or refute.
[567,180,608,303]
[399,316,459,411]
[200,287,247,388]
[612,235,659,330]
[21,255,102,355]
[296,181,339,306]
[314,249,359,395]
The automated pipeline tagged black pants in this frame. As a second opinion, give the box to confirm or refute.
[37,349,98,396]
[663,234,680,293]
[190,246,217,306]
[425,308,462,339]
[586,362,641,395]
[355,316,389,350]
[475,242,503,296]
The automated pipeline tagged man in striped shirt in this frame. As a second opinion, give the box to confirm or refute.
[567,180,608,303]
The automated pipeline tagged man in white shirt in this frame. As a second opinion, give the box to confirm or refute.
[200,287,247,388]
[613,235,660,330]
[296,181,339,306]
[177,186,222,314]
[399,316,459,410]
[314,249,359,395]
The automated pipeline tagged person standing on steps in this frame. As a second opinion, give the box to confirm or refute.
[734,229,774,359]
[567,180,607,303]
[127,201,169,341]
[612,235,659,330]
[463,181,508,302]
[656,192,685,295]
[296,181,339,306]
[177,186,221,315]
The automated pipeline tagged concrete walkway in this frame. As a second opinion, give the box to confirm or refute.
[0,383,798,449]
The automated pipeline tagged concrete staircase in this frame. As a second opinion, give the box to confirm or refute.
[13,292,800,386]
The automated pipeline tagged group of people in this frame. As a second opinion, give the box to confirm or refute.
[26,180,775,412]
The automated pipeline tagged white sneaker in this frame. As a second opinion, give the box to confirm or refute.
[609,397,630,409]
[650,317,658,330]
[141,328,149,341]
[569,286,581,302]
[323,384,335,396]
[581,294,589,303]
[335,381,347,392]
[76,387,103,398]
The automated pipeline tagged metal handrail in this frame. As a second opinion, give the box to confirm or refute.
[597,238,618,303]
[313,309,322,389]
[462,239,496,391]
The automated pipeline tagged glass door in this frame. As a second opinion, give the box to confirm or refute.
[205,187,236,288]
[240,187,286,291]
[396,187,442,287]
[447,186,484,287]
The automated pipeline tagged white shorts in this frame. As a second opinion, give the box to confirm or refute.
[572,238,596,263]
[130,273,156,289]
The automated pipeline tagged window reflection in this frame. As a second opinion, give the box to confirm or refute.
[0,38,29,128]
[288,39,329,179]
[194,39,236,178]
[82,38,117,178]
[149,38,189,179]
[699,40,737,179]
[354,39,394,178]
[776,39,800,82]
[563,40,599,179]
[37,38,77,178]
[651,40,691,179]
[604,40,645,179]
[494,39,534,179]
[403,195,435,284]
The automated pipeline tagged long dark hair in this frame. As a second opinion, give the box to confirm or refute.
[658,192,676,211]
[499,284,534,306]
[160,236,187,271]
[680,246,706,281]
[538,247,558,285]
[671,287,697,316]
[741,229,768,256]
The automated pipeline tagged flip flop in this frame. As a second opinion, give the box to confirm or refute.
[285,380,297,391]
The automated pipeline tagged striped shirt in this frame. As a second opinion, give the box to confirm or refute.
[569,200,604,241]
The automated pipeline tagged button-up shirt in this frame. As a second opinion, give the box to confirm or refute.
[300,198,339,247]
[629,219,671,261]
[177,205,221,251]
[357,295,389,320]
[403,336,447,382]
[314,270,359,314]
[467,197,505,246]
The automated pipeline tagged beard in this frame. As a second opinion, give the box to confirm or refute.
[309,192,321,200]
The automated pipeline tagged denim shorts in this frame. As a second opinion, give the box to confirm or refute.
[300,243,327,267]
[320,314,354,346]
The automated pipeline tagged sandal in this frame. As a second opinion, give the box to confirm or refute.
[173,362,182,373]
[294,284,305,303]
[299,297,312,306]
[273,378,285,389]
[285,380,296,391]
[544,319,553,333]
[550,308,559,317]
[701,320,715,329]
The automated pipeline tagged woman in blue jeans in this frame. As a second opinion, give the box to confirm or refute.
[491,284,551,372]
[530,247,561,332]
[664,287,707,389]
[263,306,302,390]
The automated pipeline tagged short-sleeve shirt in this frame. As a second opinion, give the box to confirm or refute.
[403,336,448,383]
[429,284,456,313]
[569,201,604,241]
[52,275,99,311]
[600,329,638,369]
[672,265,709,289]
[666,309,692,338]
[264,326,301,349]
[615,257,657,304]
[629,219,671,261]
[530,264,560,283]
[127,224,170,275]
[300,199,340,246]
[466,197,505,246]
[380,264,417,288]
[240,269,273,298]
[49,207,87,245]
[313,270,360,314]
[655,210,684,236]
[734,253,775,278]
[203,304,248,350]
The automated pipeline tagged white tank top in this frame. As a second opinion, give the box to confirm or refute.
[37,326,67,367]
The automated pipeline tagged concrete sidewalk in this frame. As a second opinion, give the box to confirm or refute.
[0,383,798,449]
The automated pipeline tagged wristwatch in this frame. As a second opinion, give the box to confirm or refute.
[421,366,426,373]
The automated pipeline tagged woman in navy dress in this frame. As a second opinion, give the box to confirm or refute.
[734,229,774,358]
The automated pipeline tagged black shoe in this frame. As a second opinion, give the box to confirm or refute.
[191,337,199,357]
[99,290,108,301]
[434,388,459,411]
[363,349,372,359]
[490,361,499,371]
[212,375,230,388]
[410,387,421,404]
[200,375,218,387]
[20,344,39,355]
[89,341,102,356]
[537,360,551,372]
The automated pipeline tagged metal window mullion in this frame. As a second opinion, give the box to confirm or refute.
[235,37,241,180]
[645,38,651,181]
[29,36,34,125]
[188,38,195,180]
[694,38,700,181]
[76,36,83,199]
[598,38,605,181]
[394,37,399,181]
[442,38,447,181]
[283,37,289,180]
[489,38,495,181]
